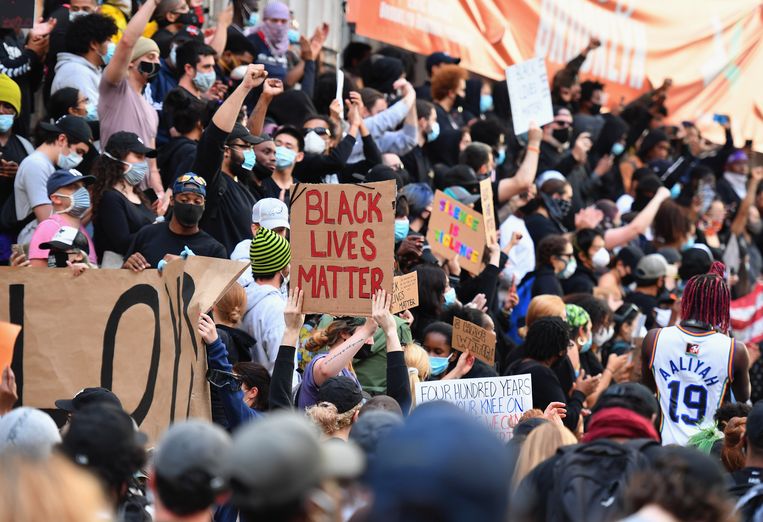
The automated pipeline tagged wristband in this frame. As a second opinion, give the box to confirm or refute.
[527,145,540,153]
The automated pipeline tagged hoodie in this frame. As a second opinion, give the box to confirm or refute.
[242,281,289,371]
[51,52,102,106]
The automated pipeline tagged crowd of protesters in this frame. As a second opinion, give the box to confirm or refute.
[1,0,763,521]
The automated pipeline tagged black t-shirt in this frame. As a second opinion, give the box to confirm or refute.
[524,212,565,244]
[562,265,597,295]
[731,467,763,498]
[0,134,31,205]
[125,221,227,267]
[94,190,155,260]
[530,265,564,297]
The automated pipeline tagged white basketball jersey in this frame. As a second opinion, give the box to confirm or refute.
[649,325,735,446]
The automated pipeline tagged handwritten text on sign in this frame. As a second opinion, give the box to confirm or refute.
[505,57,554,135]
[291,181,396,316]
[426,190,486,275]
[415,375,533,440]
[452,316,496,365]
[390,271,419,314]
[480,179,497,245]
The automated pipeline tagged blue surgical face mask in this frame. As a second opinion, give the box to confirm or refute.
[611,142,625,156]
[246,12,259,27]
[429,355,450,377]
[85,102,98,122]
[443,287,457,306]
[496,147,506,165]
[241,149,256,171]
[480,94,493,113]
[124,161,149,186]
[287,29,300,44]
[394,219,410,241]
[427,121,440,142]
[275,146,297,170]
[670,183,682,199]
[55,186,91,218]
[681,236,696,251]
[580,336,593,353]
[58,151,84,170]
[192,70,216,93]
[0,114,13,133]
[100,41,116,66]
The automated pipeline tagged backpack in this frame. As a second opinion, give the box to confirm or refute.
[506,272,535,345]
[547,439,657,522]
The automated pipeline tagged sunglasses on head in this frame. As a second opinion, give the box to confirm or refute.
[304,127,331,137]
[206,368,242,392]
[175,174,207,186]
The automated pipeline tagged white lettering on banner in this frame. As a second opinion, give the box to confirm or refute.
[534,0,646,89]
[414,375,533,441]
[379,1,462,40]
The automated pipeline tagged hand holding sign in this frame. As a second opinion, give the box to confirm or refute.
[452,317,496,365]
[505,57,553,136]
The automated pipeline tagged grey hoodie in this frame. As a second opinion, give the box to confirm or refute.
[51,52,102,107]
[242,281,287,371]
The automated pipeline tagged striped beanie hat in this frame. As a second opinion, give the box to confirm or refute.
[250,226,291,276]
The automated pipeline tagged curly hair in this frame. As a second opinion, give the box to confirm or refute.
[525,316,570,362]
[306,402,360,436]
[65,13,118,55]
[430,64,468,101]
[90,152,149,217]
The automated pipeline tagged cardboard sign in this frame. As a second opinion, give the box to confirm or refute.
[426,190,486,275]
[2,0,36,29]
[290,181,396,316]
[390,272,419,314]
[505,57,554,135]
[452,317,496,365]
[0,321,20,371]
[479,179,497,245]
[414,375,533,440]
[0,257,247,443]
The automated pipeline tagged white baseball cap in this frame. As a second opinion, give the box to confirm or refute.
[251,198,289,230]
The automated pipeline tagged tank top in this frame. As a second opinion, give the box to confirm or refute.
[649,325,735,446]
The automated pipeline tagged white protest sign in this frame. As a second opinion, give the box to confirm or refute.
[414,374,532,440]
[336,69,345,120]
[505,57,554,135]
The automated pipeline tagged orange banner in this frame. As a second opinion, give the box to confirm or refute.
[348,0,763,149]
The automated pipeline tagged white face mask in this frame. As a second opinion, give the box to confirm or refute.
[303,130,326,155]
[593,325,614,346]
[592,247,610,269]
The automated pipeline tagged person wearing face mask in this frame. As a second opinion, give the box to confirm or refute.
[27,169,97,267]
[150,0,204,58]
[100,0,164,198]
[241,226,299,386]
[247,1,292,82]
[573,80,606,140]
[50,13,118,114]
[293,112,362,185]
[401,99,437,184]
[428,64,469,166]
[190,63,268,254]
[537,107,574,174]
[624,253,672,330]
[90,132,158,266]
[525,234,573,298]
[524,176,573,244]
[562,228,609,295]
[0,75,33,228]
[600,303,644,366]
[45,0,99,98]
[565,303,594,367]
[13,115,92,245]
[597,245,645,301]
[261,126,305,204]
[123,174,226,270]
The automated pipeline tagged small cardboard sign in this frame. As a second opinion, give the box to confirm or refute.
[290,181,396,316]
[426,190,486,275]
[505,57,554,135]
[390,272,419,314]
[414,374,533,440]
[479,179,497,245]
[452,317,496,365]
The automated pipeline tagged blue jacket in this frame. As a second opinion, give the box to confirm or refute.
[205,338,261,430]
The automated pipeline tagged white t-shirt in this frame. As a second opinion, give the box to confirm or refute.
[498,214,535,284]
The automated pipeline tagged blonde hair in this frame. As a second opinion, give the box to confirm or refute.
[512,422,577,489]
[305,402,360,436]
[404,343,431,408]
[304,318,362,353]
[517,408,545,423]
[518,295,567,338]
[0,453,108,522]
[215,282,246,325]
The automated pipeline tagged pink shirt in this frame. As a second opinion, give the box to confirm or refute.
[28,214,98,264]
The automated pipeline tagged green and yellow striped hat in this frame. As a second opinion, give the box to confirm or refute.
[250,226,291,276]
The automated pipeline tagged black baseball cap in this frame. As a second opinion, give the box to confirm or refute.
[616,245,645,271]
[55,387,122,413]
[39,115,93,144]
[318,376,363,414]
[426,51,461,73]
[40,226,90,254]
[105,131,157,158]
[592,382,659,418]
[227,123,266,145]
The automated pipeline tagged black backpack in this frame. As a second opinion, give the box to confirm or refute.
[547,439,657,522]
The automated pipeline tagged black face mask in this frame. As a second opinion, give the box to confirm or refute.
[589,103,602,115]
[175,11,198,27]
[173,201,204,227]
[138,61,160,79]
[621,272,635,286]
[552,127,571,144]
[47,251,69,268]
[253,162,274,181]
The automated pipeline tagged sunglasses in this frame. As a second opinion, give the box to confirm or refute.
[206,368,242,392]
[303,127,331,137]
[175,174,207,186]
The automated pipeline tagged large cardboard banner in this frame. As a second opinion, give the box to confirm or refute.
[0,258,247,442]
[426,190,486,275]
[290,181,396,316]
[347,0,762,150]
[414,374,533,440]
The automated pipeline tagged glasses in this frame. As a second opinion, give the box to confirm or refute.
[206,368,242,392]
[303,127,331,137]
[556,252,573,259]
[227,143,254,152]
[175,174,207,186]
